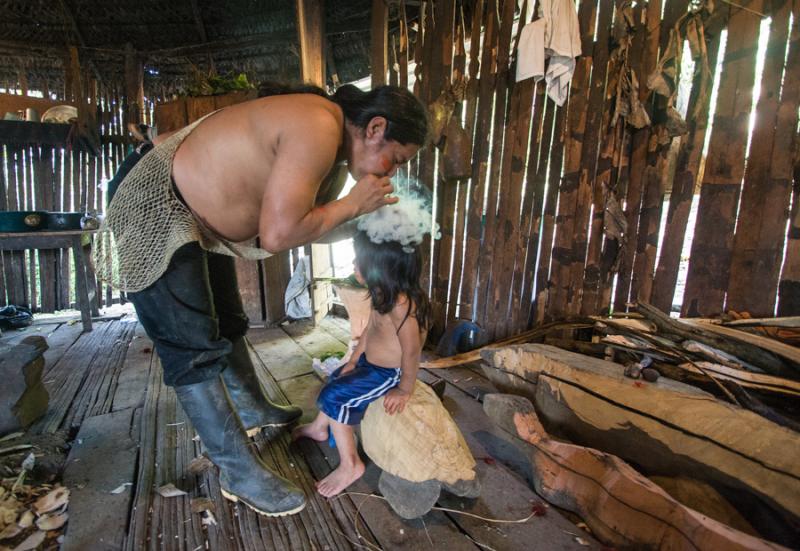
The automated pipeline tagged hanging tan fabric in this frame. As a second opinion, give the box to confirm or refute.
[442,115,472,181]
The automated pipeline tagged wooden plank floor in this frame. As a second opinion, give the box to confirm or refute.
[4,310,597,550]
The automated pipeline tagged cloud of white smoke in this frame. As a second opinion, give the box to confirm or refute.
[356,177,441,253]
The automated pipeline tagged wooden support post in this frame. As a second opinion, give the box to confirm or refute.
[398,1,409,89]
[439,6,467,328]
[371,0,389,86]
[17,69,28,97]
[296,0,325,85]
[67,46,82,105]
[296,0,332,324]
[124,43,144,128]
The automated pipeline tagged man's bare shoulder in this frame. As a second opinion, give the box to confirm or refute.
[247,94,342,128]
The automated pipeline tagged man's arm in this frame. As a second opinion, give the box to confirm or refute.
[259,111,394,253]
[314,219,359,244]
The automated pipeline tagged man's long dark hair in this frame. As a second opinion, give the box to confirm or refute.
[258,82,428,146]
[352,230,430,332]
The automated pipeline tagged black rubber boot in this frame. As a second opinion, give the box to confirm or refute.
[175,376,306,517]
[222,338,302,436]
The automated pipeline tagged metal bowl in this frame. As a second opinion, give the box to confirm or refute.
[45,212,84,231]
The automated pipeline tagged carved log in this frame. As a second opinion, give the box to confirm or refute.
[480,344,800,533]
[483,393,789,550]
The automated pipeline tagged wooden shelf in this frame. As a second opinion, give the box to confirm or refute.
[0,120,98,153]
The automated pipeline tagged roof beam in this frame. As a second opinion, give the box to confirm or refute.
[144,31,297,58]
[188,0,209,43]
[295,0,325,85]
[370,0,388,86]
[57,0,103,84]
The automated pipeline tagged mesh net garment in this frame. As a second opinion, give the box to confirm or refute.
[94,115,271,292]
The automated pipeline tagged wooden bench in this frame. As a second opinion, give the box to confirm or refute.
[0,230,98,332]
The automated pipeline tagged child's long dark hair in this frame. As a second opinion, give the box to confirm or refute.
[353,230,430,332]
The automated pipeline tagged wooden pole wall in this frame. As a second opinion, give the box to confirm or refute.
[396,0,795,343]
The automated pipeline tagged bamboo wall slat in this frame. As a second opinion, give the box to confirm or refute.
[428,0,456,334]
[445,0,484,325]
[489,0,533,338]
[682,1,764,317]
[459,0,499,321]
[782,172,800,316]
[630,0,689,309]
[547,0,598,320]
[651,31,722,312]
[614,0,661,313]
[519,85,552,330]
[728,0,796,316]
[434,5,466,327]
[472,0,515,330]
[776,2,800,316]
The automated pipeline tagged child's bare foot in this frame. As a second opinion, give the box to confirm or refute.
[316,461,365,497]
[291,423,328,442]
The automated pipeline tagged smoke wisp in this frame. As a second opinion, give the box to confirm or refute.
[356,177,441,252]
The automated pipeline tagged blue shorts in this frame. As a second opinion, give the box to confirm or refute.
[317,353,400,425]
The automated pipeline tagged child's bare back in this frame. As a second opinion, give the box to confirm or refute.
[362,295,427,369]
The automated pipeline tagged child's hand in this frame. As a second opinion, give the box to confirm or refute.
[384,388,411,415]
[340,361,356,375]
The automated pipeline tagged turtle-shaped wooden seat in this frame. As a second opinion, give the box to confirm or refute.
[361,380,480,519]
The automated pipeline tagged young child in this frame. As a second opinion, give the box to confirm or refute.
[293,230,430,497]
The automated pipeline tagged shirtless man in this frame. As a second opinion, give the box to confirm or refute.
[100,84,428,517]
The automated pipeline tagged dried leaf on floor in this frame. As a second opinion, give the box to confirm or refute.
[0,524,21,541]
[32,486,68,514]
[10,530,45,551]
[0,498,21,525]
[35,512,68,531]
[16,511,32,529]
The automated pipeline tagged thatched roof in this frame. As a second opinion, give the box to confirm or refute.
[0,0,420,98]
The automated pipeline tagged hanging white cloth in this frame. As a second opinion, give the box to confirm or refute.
[515,0,581,106]
[516,19,546,83]
[542,0,581,106]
